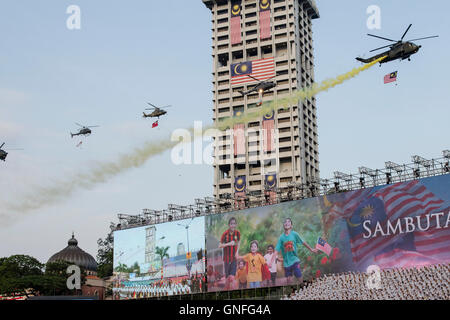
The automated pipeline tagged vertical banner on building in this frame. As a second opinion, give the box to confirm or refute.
[230,1,242,45]
[265,173,277,204]
[234,176,246,209]
[233,110,245,156]
[259,0,271,40]
[262,110,275,152]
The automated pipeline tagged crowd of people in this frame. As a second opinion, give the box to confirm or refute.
[113,274,206,299]
[282,264,450,300]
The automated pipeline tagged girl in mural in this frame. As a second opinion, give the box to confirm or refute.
[237,240,268,289]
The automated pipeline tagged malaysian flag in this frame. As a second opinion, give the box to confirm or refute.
[233,110,245,156]
[230,57,275,86]
[234,176,246,209]
[384,71,397,84]
[259,0,271,40]
[262,110,275,152]
[316,237,333,256]
[230,1,242,45]
[264,173,277,204]
[152,120,158,128]
[346,179,448,269]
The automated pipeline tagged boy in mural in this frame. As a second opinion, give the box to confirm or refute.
[264,244,278,286]
[274,217,318,285]
[237,240,267,289]
[235,259,248,289]
[219,217,241,290]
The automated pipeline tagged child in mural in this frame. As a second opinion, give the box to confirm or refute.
[235,259,248,289]
[218,217,241,290]
[264,244,278,286]
[275,217,318,285]
[237,240,268,289]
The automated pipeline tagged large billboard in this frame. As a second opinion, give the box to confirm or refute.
[113,216,206,299]
[205,174,450,292]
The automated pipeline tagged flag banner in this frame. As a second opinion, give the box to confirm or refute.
[231,57,275,86]
[230,1,242,45]
[384,71,397,84]
[262,110,275,152]
[233,110,245,156]
[152,121,158,128]
[259,0,271,39]
[316,237,333,256]
[234,176,246,209]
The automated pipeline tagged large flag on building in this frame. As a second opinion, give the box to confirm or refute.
[231,57,275,86]
[259,0,271,39]
[233,109,245,156]
[262,110,275,152]
[230,1,242,45]
[265,173,277,204]
[384,71,397,84]
[345,179,448,269]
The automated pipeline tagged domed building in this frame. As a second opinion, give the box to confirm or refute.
[47,233,107,299]
[47,233,98,275]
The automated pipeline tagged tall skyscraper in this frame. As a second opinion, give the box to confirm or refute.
[202,0,320,202]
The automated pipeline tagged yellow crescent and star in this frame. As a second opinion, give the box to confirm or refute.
[260,0,270,10]
[232,4,241,16]
[236,178,245,191]
[346,204,374,228]
[234,63,248,75]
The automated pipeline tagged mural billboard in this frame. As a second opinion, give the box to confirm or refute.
[205,174,450,292]
[113,216,206,299]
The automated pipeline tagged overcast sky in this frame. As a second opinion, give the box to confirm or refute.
[0,0,448,263]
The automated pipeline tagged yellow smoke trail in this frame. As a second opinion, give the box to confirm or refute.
[0,57,385,223]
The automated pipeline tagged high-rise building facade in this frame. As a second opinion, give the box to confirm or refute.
[202,0,320,201]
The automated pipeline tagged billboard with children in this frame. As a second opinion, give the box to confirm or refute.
[205,174,450,292]
[113,216,206,299]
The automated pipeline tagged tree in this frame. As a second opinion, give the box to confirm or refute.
[0,255,44,298]
[97,229,113,279]
[155,246,170,278]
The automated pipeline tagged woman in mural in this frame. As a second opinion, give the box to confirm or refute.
[274,218,318,285]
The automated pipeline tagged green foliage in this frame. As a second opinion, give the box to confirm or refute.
[96,230,114,278]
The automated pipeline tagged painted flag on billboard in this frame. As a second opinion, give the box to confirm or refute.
[262,110,275,152]
[230,57,275,86]
[346,179,448,268]
[230,1,242,45]
[152,120,158,128]
[233,109,245,156]
[259,0,271,39]
[316,237,332,256]
[384,71,397,84]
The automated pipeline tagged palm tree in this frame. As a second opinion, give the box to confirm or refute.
[155,246,170,279]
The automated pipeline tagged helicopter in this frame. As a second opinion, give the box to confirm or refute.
[142,103,172,119]
[0,143,23,161]
[70,123,99,138]
[356,24,438,65]
[238,75,277,96]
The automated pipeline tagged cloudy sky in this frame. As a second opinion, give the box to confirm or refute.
[0,0,448,263]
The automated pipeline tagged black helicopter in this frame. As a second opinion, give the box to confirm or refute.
[70,123,99,138]
[142,103,172,119]
[0,143,23,161]
[356,24,438,65]
[239,75,277,96]
[0,143,8,161]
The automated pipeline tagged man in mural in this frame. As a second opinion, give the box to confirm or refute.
[219,217,241,290]
[274,217,318,285]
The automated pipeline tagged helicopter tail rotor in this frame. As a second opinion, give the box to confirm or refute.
[0,142,4,149]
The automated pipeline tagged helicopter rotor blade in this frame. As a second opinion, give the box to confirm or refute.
[367,34,397,42]
[0,143,4,149]
[406,35,439,42]
[145,107,156,110]
[246,74,261,82]
[75,123,84,127]
[160,105,172,109]
[369,44,394,52]
[400,24,413,41]
[87,125,100,128]
[147,102,158,108]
